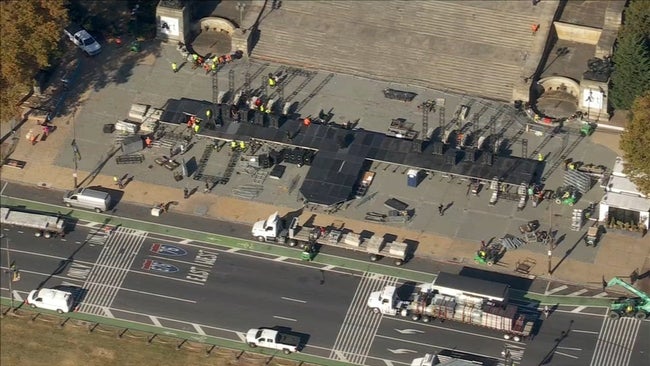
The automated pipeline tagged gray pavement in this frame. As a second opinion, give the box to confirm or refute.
[3,35,649,292]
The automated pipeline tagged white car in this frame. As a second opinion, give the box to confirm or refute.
[27,288,74,313]
[64,24,101,56]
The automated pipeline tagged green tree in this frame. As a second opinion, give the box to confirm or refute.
[0,0,69,123]
[620,91,650,196]
[610,34,650,110]
[619,0,650,40]
[609,0,650,110]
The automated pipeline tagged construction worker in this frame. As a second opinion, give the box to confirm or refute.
[531,24,540,35]
[206,109,212,119]
[191,53,199,68]
[145,136,152,147]
[303,117,311,126]
[231,141,237,150]
[538,153,544,161]
[268,76,276,88]
[259,105,266,113]
[239,141,246,150]
[193,123,200,134]
[211,61,217,73]
[172,62,178,73]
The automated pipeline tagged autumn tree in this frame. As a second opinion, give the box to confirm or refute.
[620,91,650,196]
[0,0,69,123]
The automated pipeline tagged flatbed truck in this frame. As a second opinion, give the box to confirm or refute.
[251,212,408,265]
[1,207,65,238]
[367,275,533,341]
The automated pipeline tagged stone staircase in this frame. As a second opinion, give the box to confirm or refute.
[251,0,545,101]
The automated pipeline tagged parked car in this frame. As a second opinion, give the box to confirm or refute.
[64,24,101,56]
[26,288,74,313]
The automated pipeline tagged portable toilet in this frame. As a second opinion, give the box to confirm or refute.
[407,169,421,187]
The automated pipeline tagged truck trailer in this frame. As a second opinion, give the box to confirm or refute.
[251,212,408,265]
[1,207,65,238]
[367,277,533,341]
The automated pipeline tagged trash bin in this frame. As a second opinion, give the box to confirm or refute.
[407,169,420,187]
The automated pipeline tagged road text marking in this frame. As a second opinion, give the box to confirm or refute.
[149,315,162,327]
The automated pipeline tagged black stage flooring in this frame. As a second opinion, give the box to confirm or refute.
[160,98,541,205]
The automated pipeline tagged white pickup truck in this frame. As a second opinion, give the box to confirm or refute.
[64,24,101,56]
[245,328,301,354]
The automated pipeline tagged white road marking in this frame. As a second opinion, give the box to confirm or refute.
[179,239,192,244]
[382,360,396,366]
[558,346,582,351]
[226,248,240,253]
[555,351,579,359]
[545,285,568,295]
[149,315,162,327]
[0,181,7,195]
[147,255,212,268]
[572,329,599,334]
[102,307,114,318]
[321,265,336,271]
[130,270,205,286]
[334,350,349,363]
[235,331,247,342]
[567,289,589,296]
[192,323,206,335]
[12,290,23,302]
[281,296,307,303]
[273,315,297,322]
[273,256,288,262]
[594,292,609,298]
[572,306,587,313]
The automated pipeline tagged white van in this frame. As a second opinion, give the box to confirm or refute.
[63,188,111,212]
[27,288,74,313]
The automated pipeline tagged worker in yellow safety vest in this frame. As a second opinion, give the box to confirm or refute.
[231,141,237,150]
[239,141,245,150]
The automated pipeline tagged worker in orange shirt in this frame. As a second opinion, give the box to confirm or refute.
[531,24,540,35]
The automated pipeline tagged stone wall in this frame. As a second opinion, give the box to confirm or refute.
[156,3,191,43]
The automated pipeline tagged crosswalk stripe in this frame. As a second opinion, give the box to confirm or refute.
[567,289,589,296]
[571,306,587,313]
[329,272,398,365]
[594,292,609,298]
[545,285,568,295]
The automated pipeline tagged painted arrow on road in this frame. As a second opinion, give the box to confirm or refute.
[395,328,425,335]
[388,348,418,354]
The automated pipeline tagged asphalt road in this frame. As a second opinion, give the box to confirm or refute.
[0,224,359,355]
[2,181,649,366]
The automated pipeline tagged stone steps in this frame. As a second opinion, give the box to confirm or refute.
[252,0,539,101]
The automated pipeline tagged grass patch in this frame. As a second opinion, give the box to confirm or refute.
[0,309,315,366]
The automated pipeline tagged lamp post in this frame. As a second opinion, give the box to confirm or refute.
[236,2,247,29]
[5,238,14,312]
[547,203,554,275]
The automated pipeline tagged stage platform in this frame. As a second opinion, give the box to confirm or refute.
[160,98,541,205]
